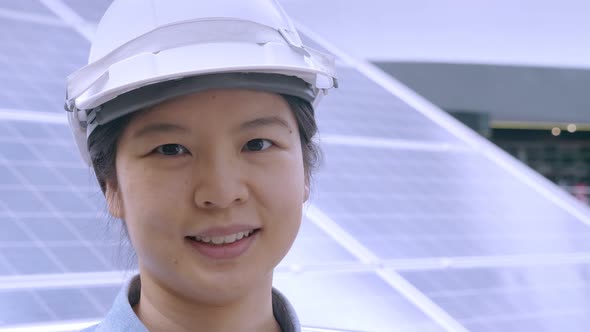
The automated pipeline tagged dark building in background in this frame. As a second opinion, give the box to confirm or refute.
[375,62,590,204]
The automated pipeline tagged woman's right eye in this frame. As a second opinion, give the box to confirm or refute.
[154,144,189,156]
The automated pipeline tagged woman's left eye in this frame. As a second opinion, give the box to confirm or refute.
[154,144,189,156]
[243,139,273,152]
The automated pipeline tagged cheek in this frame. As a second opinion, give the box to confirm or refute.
[252,152,306,207]
[115,161,192,250]
[249,153,306,248]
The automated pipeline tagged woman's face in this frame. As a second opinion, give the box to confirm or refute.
[108,88,308,303]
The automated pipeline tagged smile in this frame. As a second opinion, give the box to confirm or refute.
[185,228,260,260]
[187,229,256,245]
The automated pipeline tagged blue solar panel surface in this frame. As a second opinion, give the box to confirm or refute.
[0,0,50,13]
[400,265,590,332]
[61,0,112,22]
[0,18,87,112]
[314,146,590,258]
[274,272,445,332]
[0,1,589,332]
[316,68,466,143]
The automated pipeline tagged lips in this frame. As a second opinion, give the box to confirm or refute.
[187,229,256,245]
[185,226,260,259]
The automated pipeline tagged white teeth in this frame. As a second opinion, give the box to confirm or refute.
[192,230,255,245]
[225,233,237,243]
[211,236,225,245]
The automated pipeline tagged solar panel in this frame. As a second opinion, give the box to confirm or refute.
[61,0,113,23]
[317,68,466,143]
[274,272,445,332]
[0,290,55,325]
[280,218,359,266]
[0,18,88,112]
[0,286,118,326]
[399,265,590,332]
[0,0,51,14]
[313,145,590,258]
[1,1,590,332]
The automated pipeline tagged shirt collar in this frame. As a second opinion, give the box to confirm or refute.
[91,275,301,332]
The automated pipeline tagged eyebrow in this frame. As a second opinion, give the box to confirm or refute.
[132,123,191,139]
[239,116,292,133]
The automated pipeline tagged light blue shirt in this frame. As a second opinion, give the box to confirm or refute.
[83,275,300,332]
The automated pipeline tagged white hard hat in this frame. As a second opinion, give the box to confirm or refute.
[65,0,338,165]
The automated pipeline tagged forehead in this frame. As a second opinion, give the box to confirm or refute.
[132,88,292,125]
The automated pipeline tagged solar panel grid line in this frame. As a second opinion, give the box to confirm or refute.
[0,222,60,324]
[38,0,95,41]
[304,204,469,332]
[0,271,130,291]
[0,160,87,171]
[0,206,99,321]
[333,58,354,69]
[0,319,100,332]
[0,139,71,148]
[0,109,67,125]
[378,253,590,271]
[0,240,120,250]
[0,200,70,274]
[458,306,590,327]
[0,249,17,276]
[324,210,590,231]
[278,253,590,272]
[0,185,94,193]
[0,137,109,316]
[431,252,590,268]
[374,271,471,332]
[320,134,472,152]
[0,211,101,220]
[0,291,59,328]
[423,279,590,298]
[0,8,65,26]
[293,20,590,228]
[5,127,113,270]
[23,80,64,116]
[363,228,590,240]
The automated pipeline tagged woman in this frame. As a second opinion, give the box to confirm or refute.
[64,0,337,331]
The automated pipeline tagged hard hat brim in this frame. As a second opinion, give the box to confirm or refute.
[85,72,317,136]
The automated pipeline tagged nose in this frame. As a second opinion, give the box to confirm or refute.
[193,154,249,210]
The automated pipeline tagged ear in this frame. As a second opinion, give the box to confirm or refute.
[105,181,124,219]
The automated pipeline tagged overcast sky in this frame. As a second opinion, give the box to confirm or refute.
[280,0,590,68]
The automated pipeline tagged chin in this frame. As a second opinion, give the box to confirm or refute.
[182,272,266,305]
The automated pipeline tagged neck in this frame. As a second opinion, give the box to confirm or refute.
[134,272,281,332]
